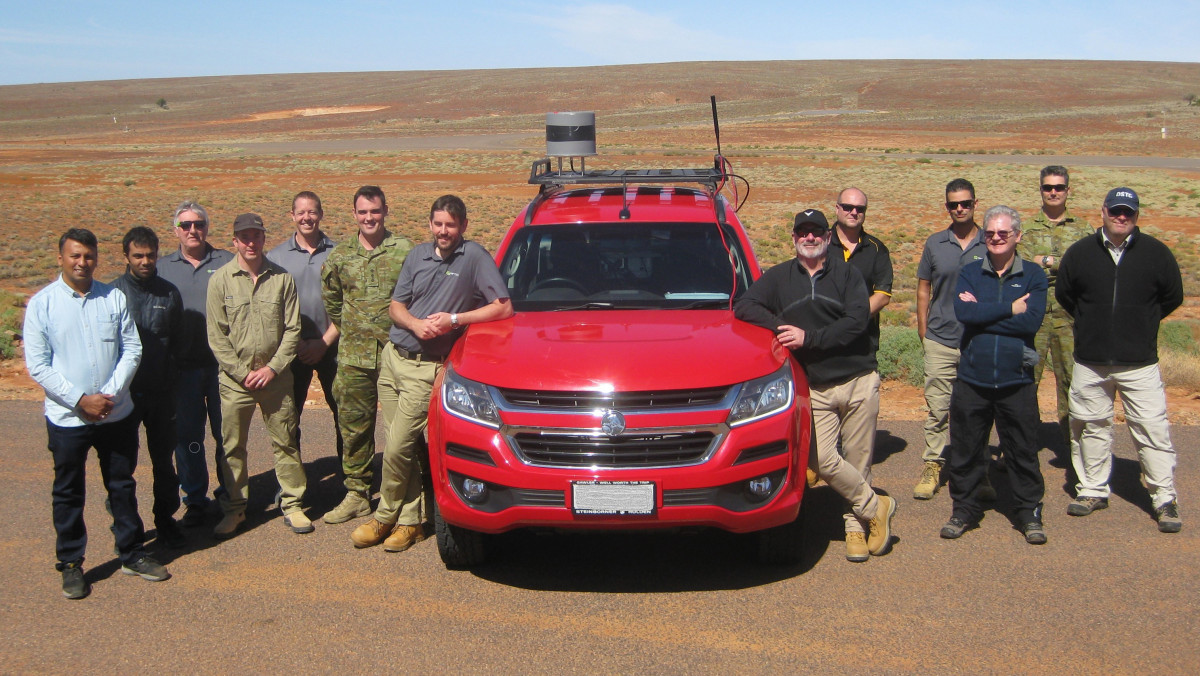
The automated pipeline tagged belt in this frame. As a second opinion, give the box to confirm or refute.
[393,345,445,363]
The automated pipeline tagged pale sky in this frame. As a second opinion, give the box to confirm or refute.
[1,0,1197,85]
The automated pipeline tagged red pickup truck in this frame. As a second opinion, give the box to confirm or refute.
[427,156,812,567]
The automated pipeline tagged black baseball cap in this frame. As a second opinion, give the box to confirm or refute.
[793,209,830,233]
[232,213,266,233]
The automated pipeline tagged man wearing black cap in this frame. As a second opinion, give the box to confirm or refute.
[736,209,897,561]
[1056,187,1184,533]
[206,213,310,538]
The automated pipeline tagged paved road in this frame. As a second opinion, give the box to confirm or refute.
[1,400,1195,673]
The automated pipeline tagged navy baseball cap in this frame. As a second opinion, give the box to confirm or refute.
[1103,187,1139,212]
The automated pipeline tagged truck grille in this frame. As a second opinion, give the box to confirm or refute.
[497,386,730,411]
[510,431,717,468]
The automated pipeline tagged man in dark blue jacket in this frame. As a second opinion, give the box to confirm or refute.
[940,206,1049,544]
[1056,187,1183,533]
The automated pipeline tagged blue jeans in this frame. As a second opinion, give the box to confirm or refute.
[47,415,145,568]
[174,364,224,507]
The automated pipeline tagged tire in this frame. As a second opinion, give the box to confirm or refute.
[434,505,488,569]
[755,502,806,565]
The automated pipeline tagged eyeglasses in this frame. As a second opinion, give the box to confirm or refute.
[177,220,208,230]
[946,200,975,211]
[837,203,867,214]
[1041,183,1068,193]
[984,229,1015,240]
[1108,206,1137,219]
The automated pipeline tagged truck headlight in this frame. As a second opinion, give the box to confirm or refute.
[442,367,501,428]
[727,364,794,426]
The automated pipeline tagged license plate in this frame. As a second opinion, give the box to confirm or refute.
[571,481,656,515]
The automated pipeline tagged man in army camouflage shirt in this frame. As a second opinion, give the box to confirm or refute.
[320,186,413,524]
[1017,166,1093,449]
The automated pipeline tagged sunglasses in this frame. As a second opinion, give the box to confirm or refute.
[794,226,828,238]
[1041,183,1068,193]
[984,229,1015,240]
[946,200,975,211]
[1108,206,1137,219]
[837,203,867,214]
[177,220,208,230]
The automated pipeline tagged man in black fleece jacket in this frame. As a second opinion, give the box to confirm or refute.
[1056,187,1184,533]
[736,209,896,561]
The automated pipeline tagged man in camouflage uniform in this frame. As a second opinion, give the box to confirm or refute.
[1017,166,1092,448]
[320,186,413,524]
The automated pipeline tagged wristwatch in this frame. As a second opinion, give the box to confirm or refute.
[1040,255,1050,267]
[451,313,459,328]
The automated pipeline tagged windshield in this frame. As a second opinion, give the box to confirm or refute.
[499,222,754,311]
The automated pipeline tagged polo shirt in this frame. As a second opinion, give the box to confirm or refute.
[268,232,336,340]
[158,244,234,368]
[389,240,509,356]
[828,228,893,354]
[916,226,987,348]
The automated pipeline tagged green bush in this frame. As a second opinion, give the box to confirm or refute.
[1159,320,1198,355]
[878,326,924,387]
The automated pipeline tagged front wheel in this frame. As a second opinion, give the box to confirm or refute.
[434,505,488,569]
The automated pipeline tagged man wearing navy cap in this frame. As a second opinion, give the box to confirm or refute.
[1056,187,1184,533]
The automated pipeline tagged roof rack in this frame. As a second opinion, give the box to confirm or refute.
[528,157,726,191]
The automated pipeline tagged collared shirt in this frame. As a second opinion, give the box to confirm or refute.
[390,240,510,356]
[110,270,183,394]
[828,228,893,354]
[917,226,988,347]
[321,231,412,370]
[1104,230,1133,264]
[268,232,336,340]
[24,276,142,427]
[1016,208,1093,314]
[206,259,300,383]
[158,244,235,368]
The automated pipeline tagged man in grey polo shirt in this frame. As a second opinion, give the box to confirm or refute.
[267,191,342,461]
[349,194,513,552]
[914,178,988,500]
[157,201,234,526]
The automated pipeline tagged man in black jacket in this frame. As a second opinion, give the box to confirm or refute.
[1056,187,1184,533]
[736,208,897,561]
[111,226,186,547]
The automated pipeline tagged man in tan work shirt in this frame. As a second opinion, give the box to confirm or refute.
[206,213,308,539]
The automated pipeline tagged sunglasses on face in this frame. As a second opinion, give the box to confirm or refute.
[1108,206,1137,219]
[177,220,208,230]
[794,226,828,238]
[1041,183,1068,193]
[984,229,1015,240]
[837,203,867,214]
[946,200,975,211]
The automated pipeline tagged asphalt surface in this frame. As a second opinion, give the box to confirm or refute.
[2,399,1196,674]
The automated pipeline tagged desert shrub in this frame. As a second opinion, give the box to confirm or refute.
[1159,349,1200,390]
[879,307,910,327]
[1159,321,1198,354]
[878,326,924,387]
[0,291,23,360]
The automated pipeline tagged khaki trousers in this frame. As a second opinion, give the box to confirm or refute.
[216,369,306,515]
[922,338,960,462]
[810,371,881,533]
[374,344,439,526]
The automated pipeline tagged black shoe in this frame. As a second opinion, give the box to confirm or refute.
[61,562,90,600]
[940,516,972,539]
[156,519,188,548]
[1155,500,1182,533]
[121,556,171,582]
[1022,521,1047,545]
[180,504,207,528]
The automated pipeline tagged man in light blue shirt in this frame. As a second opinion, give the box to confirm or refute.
[24,228,170,599]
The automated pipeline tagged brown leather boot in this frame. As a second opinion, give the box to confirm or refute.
[350,518,392,548]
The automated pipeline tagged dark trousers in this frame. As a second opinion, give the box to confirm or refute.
[290,346,343,458]
[47,415,145,568]
[948,380,1045,524]
[174,364,225,507]
[131,389,181,526]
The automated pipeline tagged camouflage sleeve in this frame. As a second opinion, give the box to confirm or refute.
[321,252,344,330]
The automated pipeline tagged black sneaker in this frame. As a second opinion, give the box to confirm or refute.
[61,562,90,600]
[180,503,208,528]
[121,556,171,582]
[1022,521,1047,545]
[156,519,188,548]
[940,516,972,539]
[1155,500,1182,533]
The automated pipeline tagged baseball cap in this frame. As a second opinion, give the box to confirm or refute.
[1103,187,1139,212]
[793,209,830,233]
[232,213,266,233]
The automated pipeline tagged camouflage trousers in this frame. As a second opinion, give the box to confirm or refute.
[1033,309,1075,447]
[332,363,397,496]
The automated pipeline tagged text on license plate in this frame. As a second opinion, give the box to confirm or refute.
[571,481,656,515]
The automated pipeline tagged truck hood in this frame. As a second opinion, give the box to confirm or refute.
[449,310,789,391]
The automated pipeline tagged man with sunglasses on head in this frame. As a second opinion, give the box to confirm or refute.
[158,201,234,528]
[914,179,988,500]
[1017,167,1092,450]
[825,188,894,560]
[737,209,897,562]
[1056,187,1183,533]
